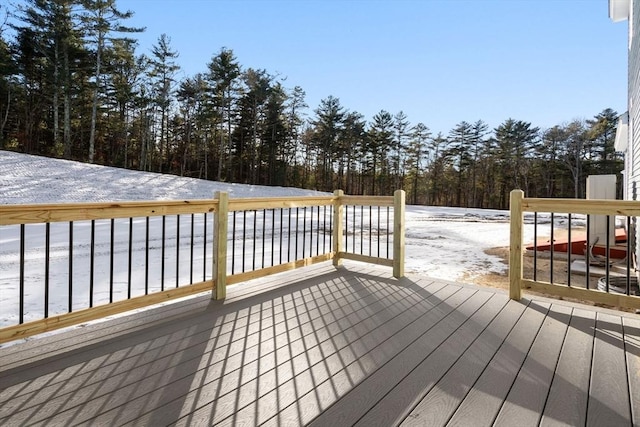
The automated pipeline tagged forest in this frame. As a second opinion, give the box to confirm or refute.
[0,1,624,209]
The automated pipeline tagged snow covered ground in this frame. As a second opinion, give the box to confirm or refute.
[0,150,555,329]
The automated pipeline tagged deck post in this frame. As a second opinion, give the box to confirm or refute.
[509,189,524,300]
[393,189,405,278]
[213,191,228,300]
[333,189,344,266]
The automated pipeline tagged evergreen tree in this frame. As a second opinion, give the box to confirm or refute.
[0,10,17,148]
[81,0,143,163]
[562,119,588,198]
[207,47,241,181]
[586,108,622,178]
[494,119,539,207]
[366,110,394,195]
[311,96,345,191]
[284,85,307,187]
[341,111,366,194]
[446,121,473,206]
[149,33,179,172]
[391,111,410,191]
[405,122,431,204]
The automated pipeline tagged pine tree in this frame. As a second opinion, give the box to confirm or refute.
[405,122,430,204]
[311,96,345,191]
[284,85,307,187]
[149,33,179,172]
[447,121,473,206]
[81,0,143,163]
[0,10,17,148]
[391,111,410,192]
[366,110,394,195]
[207,47,241,181]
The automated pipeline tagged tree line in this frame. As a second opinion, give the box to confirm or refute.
[0,1,623,209]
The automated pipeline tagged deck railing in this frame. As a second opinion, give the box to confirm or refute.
[509,189,640,310]
[0,190,405,343]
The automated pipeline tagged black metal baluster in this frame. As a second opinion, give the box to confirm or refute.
[19,224,24,324]
[296,208,300,260]
[110,218,115,302]
[176,215,180,288]
[310,206,314,257]
[190,213,194,284]
[567,214,571,287]
[203,213,207,282]
[242,211,247,273]
[45,223,50,317]
[329,204,333,251]
[387,207,390,258]
[533,213,537,281]
[146,217,150,294]
[253,210,257,271]
[69,221,73,312]
[89,220,94,308]
[377,206,380,257]
[323,206,327,254]
[262,210,267,268]
[271,209,276,266]
[344,206,348,252]
[302,207,307,258]
[605,215,611,292]
[369,205,372,256]
[231,212,236,275]
[360,205,364,255]
[280,208,284,264]
[586,215,590,289]
[316,206,320,255]
[128,218,133,298]
[550,213,554,284]
[627,216,631,296]
[352,205,356,253]
[288,208,292,262]
[161,216,166,291]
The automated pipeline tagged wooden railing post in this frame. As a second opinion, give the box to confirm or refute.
[213,191,228,300]
[393,189,405,278]
[333,190,344,266]
[509,189,524,300]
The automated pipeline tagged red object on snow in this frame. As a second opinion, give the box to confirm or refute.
[525,228,627,259]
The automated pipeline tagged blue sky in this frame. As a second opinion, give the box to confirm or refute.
[97,1,630,133]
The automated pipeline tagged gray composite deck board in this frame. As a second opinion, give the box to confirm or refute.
[134,277,455,426]
[1,262,639,427]
[293,288,487,427]
[587,312,633,426]
[3,268,435,426]
[185,280,471,426]
[352,293,507,426]
[445,300,551,426]
[493,303,572,426]
[539,308,596,427]
[1,267,378,417]
[624,316,640,425]
[400,299,528,427]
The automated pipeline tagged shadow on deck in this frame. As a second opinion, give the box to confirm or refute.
[1,261,639,426]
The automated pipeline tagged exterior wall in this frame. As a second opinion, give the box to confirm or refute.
[629,0,640,274]
[631,0,640,201]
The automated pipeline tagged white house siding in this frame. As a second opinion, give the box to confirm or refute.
[628,0,640,271]
[631,0,640,201]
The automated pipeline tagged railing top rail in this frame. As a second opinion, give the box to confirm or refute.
[0,193,397,226]
[0,199,218,225]
[340,195,394,207]
[228,195,335,211]
[521,197,640,216]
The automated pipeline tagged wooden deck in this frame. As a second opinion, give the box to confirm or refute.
[1,261,639,426]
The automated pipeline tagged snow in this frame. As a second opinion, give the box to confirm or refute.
[0,150,554,334]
